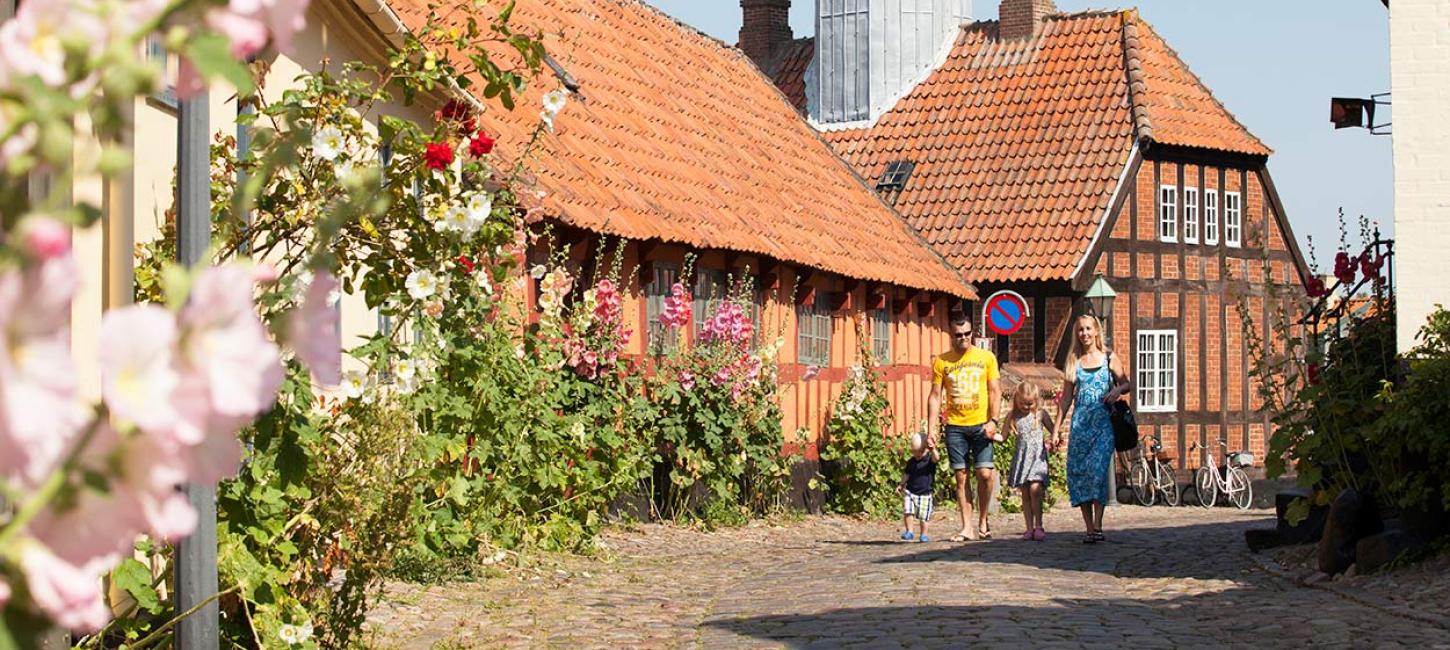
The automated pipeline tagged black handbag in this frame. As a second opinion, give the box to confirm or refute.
[1110,400,1139,452]
[1106,352,1139,452]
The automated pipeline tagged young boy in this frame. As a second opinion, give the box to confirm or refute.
[898,431,939,542]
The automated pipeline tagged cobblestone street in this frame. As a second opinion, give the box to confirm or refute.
[368,507,1450,648]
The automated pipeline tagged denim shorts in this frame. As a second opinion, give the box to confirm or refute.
[944,424,994,470]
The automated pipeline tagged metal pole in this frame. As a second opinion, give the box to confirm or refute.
[174,93,219,649]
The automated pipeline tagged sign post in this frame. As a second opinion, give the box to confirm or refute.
[981,290,1030,338]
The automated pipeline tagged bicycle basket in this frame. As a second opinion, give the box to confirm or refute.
[1230,452,1255,468]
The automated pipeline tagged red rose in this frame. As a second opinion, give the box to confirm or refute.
[424,142,454,171]
[469,132,495,157]
[457,254,475,274]
[1307,362,1322,385]
[436,99,471,123]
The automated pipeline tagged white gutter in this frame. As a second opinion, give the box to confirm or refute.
[1069,143,1141,284]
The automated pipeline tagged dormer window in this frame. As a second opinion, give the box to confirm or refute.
[876,160,916,201]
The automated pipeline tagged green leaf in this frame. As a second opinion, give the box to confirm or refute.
[112,559,163,614]
[184,33,256,95]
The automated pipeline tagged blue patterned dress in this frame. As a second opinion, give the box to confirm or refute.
[1067,361,1115,507]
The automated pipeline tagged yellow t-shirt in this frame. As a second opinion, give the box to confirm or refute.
[932,347,1000,427]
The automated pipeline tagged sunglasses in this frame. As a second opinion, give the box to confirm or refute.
[952,332,973,339]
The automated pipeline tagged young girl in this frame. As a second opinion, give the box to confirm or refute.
[1005,381,1055,541]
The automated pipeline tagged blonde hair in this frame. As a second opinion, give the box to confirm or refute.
[1065,313,1107,375]
[1009,380,1041,418]
[909,431,927,452]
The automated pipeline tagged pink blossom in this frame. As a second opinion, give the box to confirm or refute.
[20,543,110,633]
[0,255,87,486]
[0,576,9,608]
[0,2,80,87]
[175,58,207,100]
[712,367,731,387]
[100,306,182,436]
[179,263,284,420]
[253,262,281,284]
[206,0,310,59]
[18,216,70,259]
[289,269,341,387]
[680,371,695,391]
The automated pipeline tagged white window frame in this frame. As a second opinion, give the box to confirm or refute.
[1136,330,1179,413]
[869,302,892,366]
[1204,190,1219,245]
[1158,185,1178,243]
[1225,191,1242,248]
[1182,186,1199,244]
[646,263,681,353]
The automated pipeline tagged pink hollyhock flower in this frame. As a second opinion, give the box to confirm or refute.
[0,576,9,608]
[0,1,79,87]
[99,305,181,436]
[288,270,341,387]
[679,370,695,391]
[20,543,110,633]
[712,367,731,387]
[18,216,69,259]
[206,0,310,58]
[0,255,87,486]
[1333,251,1356,286]
[253,262,281,284]
[801,365,820,382]
[179,264,284,420]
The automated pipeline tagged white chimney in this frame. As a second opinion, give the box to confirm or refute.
[808,0,972,125]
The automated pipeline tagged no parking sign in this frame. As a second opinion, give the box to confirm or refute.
[982,290,1030,337]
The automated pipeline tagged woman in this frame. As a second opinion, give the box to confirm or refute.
[1054,314,1131,544]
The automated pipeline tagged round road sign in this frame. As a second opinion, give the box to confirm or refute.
[983,291,1029,337]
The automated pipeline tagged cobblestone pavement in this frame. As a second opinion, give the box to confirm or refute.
[367,507,1450,649]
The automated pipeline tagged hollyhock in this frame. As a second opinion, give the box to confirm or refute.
[1307,362,1322,386]
[0,1,84,88]
[19,543,110,633]
[542,89,568,116]
[392,358,418,382]
[0,254,87,486]
[311,125,344,161]
[342,371,367,399]
[206,0,310,59]
[1305,276,1328,299]
[0,577,9,608]
[469,132,495,157]
[18,215,70,259]
[679,370,695,391]
[424,142,454,171]
[406,269,438,300]
[179,264,284,421]
[1333,251,1356,286]
[465,192,492,226]
[289,269,341,387]
[99,305,181,436]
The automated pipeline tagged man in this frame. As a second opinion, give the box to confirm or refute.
[927,314,1001,542]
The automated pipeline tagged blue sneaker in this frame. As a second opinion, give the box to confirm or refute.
[919,534,929,543]
[900,531,915,541]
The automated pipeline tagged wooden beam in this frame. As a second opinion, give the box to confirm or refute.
[916,294,936,319]
[795,282,817,306]
[866,286,888,311]
[832,291,853,312]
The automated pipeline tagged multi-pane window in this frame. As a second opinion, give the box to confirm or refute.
[145,33,178,109]
[646,263,680,353]
[1204,190,1219,245]
[1159,185,1178,242]
[870,302,892,366]
[796,293,833,367]
[1182,186,1199,244]
[1136,330,1179,412]
[692,269,729,342]
[1225,191,1243,247]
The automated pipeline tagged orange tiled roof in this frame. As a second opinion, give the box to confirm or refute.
[812,10,1270,283]
[765,38,814,115]
[387,0,973,298]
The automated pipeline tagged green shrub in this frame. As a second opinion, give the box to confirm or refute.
[818,321,903,519]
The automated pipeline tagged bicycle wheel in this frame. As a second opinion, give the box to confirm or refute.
[1159,465,1181,507]
[1194,466,1217,508]
[1228,467,1253,510]
[1131,461,1155,506]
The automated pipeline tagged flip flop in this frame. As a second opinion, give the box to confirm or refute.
[948,533,973,543]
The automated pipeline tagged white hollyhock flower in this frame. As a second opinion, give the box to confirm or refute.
[341,371,367,400]
[405,270,437,300]
[530,265,547,280]
[392,358,417,382]
[465,192,492,228]
[542,89,567,115]
[311,126,344,161]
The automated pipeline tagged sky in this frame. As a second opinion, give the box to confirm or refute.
[646,0,1392,272]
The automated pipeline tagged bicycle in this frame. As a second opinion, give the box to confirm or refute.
[1126,436,1180,506]
[1191,440,1254,510]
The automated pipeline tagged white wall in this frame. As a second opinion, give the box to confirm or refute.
[1391,0,1450,352]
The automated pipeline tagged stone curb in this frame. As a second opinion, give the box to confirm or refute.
[1248,552,1450,632]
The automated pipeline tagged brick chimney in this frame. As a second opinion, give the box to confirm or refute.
[740,0,792,68]
[1000,0,1055,39]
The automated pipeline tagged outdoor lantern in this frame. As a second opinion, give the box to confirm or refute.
[1084,273,1116,321]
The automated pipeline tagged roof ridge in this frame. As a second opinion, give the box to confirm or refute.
[1119,9,1154,144]
[1125,11,1272,154]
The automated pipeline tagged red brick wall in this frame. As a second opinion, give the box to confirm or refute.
[739,0,793,67]
[1090,158,1305,468]
[1001,0,1057,39]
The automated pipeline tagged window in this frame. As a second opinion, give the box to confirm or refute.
[144,33,178,110]
[796,293,833,367]
[1136,330,1179,412]
[1225,191,1242,247]
[876,160,916,193]
[870,301,892,365]
[1158,185,1178,242]
[692,269,729,342]
[646,263,680,353]
[1182,187,1199,244]
[1204,190,1219,245]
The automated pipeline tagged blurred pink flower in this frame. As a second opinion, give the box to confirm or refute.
[20,543,110,633]
[179,264,284,420]
[0,576,9,608]
[19,216,69,259]
[289,269,341,387]
[0,254,86,486]
[206,0,310,59]
[100,306,181,436]
[0,2,77,87]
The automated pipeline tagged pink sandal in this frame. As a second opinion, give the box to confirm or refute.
[1020,531,1034,541]
[1032,527,1046,541]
